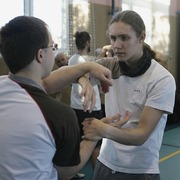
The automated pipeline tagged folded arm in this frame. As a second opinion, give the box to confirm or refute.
[82,107,163,145]
[42,61,112,94]
[42,62,111,111]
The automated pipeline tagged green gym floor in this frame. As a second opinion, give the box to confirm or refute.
[79,124,180,180]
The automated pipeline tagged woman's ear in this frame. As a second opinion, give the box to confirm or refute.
[86,41,89,47]
[139,31,146,42]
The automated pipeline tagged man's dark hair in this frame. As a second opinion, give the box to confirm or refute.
[0,16,49,73]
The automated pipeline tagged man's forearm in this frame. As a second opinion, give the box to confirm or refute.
[54,140,97,179]
[42,61,112,94]
[42,62,90,94]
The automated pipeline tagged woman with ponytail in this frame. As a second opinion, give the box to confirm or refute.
[83,10,176,180]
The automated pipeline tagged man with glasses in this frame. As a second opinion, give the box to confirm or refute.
[0,16,123,180]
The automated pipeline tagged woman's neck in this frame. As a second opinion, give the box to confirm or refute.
[126,50,144,67]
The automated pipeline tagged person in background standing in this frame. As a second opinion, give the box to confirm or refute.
[55,52,69,68]
[51,52,70,104]
[68,31,103,170]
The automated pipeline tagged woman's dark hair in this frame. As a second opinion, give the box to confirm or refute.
[74,31,91,50]
[108,10,168,69]
[0,16,49,73]
[109,10,145,38]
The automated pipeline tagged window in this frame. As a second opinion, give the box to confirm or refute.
[0,0,24,28]
[33,0,69,53]
[0,0,97,57]
[0,0,69,55]
[0,0,24,59]
[122,0,170,55]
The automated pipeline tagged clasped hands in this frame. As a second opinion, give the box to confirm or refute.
[82,111,131,141]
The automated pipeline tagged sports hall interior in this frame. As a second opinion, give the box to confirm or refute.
[0,1,180,180]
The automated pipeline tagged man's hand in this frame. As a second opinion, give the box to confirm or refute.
[78,76,96,112]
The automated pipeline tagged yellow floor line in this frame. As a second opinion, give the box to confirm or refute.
[159,150,180,163]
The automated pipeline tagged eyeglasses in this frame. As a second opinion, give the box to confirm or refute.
[42,43,58,51]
